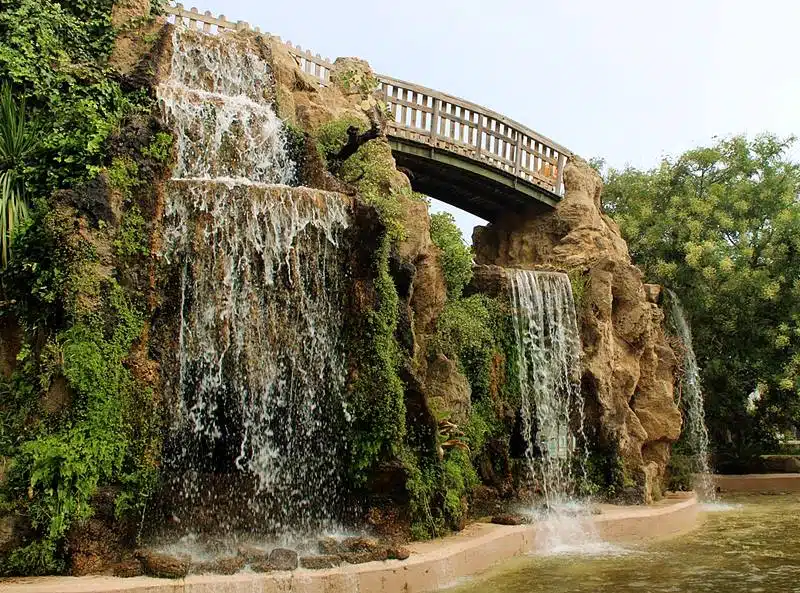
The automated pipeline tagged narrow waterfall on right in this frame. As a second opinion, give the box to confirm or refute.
[508,270,585,506]
[665,289,714,500]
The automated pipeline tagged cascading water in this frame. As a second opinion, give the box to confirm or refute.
[508,270,585,505]
[665,289,714,500]
[157,28,352,537]
[509,270,605,553]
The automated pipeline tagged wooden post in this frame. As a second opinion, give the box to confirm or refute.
[513,130,523,176]
[475,113,484,157]
[555,154,567,195]
[430,96,440,142]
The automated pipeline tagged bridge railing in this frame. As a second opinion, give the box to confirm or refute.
[164,3,334,84]
[163,3,570,197]
[379,76,569,196]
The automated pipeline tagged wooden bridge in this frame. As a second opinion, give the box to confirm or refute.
[165,4,572,221]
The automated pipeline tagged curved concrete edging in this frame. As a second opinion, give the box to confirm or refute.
[714,473,800,493]
[0,494,700,593]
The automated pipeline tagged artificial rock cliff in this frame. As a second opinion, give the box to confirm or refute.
[473,159,683,502]
[0,1,686,576]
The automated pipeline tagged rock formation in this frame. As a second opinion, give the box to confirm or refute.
[473,158,682,502]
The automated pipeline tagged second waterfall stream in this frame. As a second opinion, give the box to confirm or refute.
[509,269,607,553]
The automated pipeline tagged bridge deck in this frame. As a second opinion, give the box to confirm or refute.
[165,3,573,220]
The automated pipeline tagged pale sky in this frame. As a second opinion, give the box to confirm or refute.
[194,0,800,241]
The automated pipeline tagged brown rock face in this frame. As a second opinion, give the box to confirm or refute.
[423,354,471,425]
[473,158,682,502]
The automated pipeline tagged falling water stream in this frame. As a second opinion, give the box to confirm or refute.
[665,289,714,500]
[509,270,585,506]
[156,28,352,539]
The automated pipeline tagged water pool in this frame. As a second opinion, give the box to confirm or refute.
[447,494,800,593]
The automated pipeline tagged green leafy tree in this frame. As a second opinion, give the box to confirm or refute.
[430,211,473,298]
[603,134,800,470]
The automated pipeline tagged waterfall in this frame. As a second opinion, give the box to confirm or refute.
[508,270,584,505]
[665,289,714,499]
[157,28,351,536]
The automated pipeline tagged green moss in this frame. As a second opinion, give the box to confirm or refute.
[139,132,173,164]
[114,205,148,258]
[281,122,306,186]
[315,115,368,171]
[346,234,406,481]
[333,68,378,96]
[106,157,140,198]
[568,268,588,310]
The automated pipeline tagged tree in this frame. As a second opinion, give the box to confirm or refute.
[603,134,800,469]
[430,211,473,299]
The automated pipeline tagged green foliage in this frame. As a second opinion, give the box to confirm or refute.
[434,295,520,411]
[603,134,800,466]
[315,115,367,171]
[333,68,378,96]
[339,139,411,241]
[2,277,158,574]
[405,447,478,540]
[568,268,588,310]
[0,0,140,194]
[346,234,406,480]
[430,212,473,299]
[139,131,173,164]
[114,205,148,258]
[0,82,40,267]
[666,453,695,492]
[106,157,139,197]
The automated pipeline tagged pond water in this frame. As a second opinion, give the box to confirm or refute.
[448,494,800,593]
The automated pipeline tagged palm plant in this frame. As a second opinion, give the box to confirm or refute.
[0,82,39,267]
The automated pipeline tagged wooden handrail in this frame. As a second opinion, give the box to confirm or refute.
[162,2,571,197]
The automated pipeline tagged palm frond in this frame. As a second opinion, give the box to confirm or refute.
[0,82,38,167]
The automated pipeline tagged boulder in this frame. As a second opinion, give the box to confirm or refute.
[135,550,191,579]
[268,547,299,571]
[386,545,411,560]
[112,559,144,578]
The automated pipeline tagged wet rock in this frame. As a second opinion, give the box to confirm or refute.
[237,544,270,563]
[0,513,31,555]
[135,550,191,579]
[423,354,472,426]
[112,559,143,578]
[317,536,343,555]
[386,546,411,561]
[249,560,274,573]
[268,547,298,571]
[491,514,526,526]
[342,536,382,553]
[786,457,800,473]
[192,556,245,575]
[300,554,341,569]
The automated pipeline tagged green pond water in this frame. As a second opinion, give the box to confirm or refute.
[448,494,800,593]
